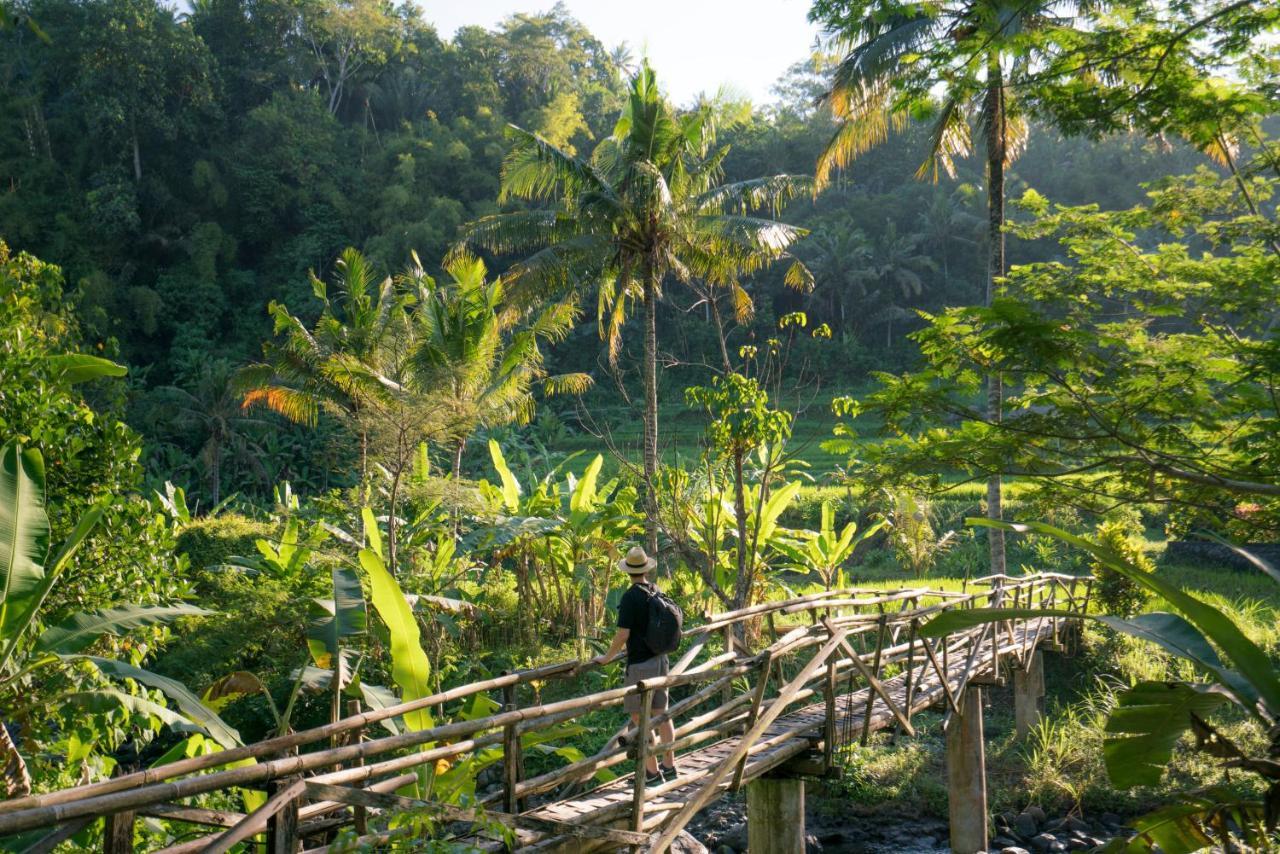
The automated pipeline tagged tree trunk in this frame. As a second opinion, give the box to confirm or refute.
[388,445,403,575]
[208,443,222,507]
[452,438,466,480]
[642,267,660,556]
[132,131,142,182]
[984,59,1008,577]
[731,448,749,614]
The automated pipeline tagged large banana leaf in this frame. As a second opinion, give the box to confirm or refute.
[1103,681,1229,788]
[63,690,200,732]
[0,443,102,669]
[306,566,367,673]
[359,548,433,731]
[0,444,51,644]
[1099,790,1265,853]
[45,354,127,384]
[35,605,212,655]
[487,439,522,512]
[82,656,242,747]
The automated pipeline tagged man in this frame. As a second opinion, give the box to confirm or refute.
[591,546,679,784]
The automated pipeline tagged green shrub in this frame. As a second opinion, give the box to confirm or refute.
[1090,520,1154,616]
[176,513,274,570]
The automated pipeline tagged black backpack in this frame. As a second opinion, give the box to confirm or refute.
[642,583,683,655]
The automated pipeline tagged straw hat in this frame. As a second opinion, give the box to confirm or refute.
[617,545,656,576]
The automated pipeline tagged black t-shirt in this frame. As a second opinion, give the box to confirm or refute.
[617,581,657,666]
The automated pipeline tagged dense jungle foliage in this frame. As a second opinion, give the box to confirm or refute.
[0,0,1278,849]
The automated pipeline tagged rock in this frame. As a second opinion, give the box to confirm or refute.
[1030,833,1059,851]
[1001,848,1032,854]
[805,833,823,852]
[817,831,845,844]
[999,810,1020,828]
[1013,813,1040,839]
[721,825,748,852]
[1064,816,1091,834]
[993,836,1020,848]
[1026,805,1048,824]
[713,846,735,854]
[1066,838,1092,851]
[669,832,709,854]
[1101,812,1123,828]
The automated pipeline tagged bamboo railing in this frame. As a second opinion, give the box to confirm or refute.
[0,572,1090,853]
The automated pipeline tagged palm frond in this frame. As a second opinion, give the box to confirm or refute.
[543,373,594,396]
[817,81,911,188]
[695,175,814,216]
[915,97,974,182]
[500,125,614,204]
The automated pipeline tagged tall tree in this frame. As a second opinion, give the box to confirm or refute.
[461,62,811,554]
[811,0,1073,573]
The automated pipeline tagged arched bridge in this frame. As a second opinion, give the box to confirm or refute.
[0,573,1090,854]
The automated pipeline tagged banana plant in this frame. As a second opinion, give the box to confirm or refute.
[776,501,885,590]
[919,518,1280,853]
[223,515,326,582]
[358,507,434,733]
[0,442,239,798]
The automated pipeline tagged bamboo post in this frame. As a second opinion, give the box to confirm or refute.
[731,652,773,792]
[345,700,366,835]
[265,776,302,854]
[823,649,837,770]
[721,626,736,706]
[631,685,653,845]
[102,808,135,854]
[502,682,523,815]
[861,613,887,745]
[903,618,917,725]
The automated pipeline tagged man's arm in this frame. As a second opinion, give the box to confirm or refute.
[591,628,628,666]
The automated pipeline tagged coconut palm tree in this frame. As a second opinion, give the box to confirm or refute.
[461,61,812,553]
[401,250,591,478]
[803,216,873,326]
[238,248,411,486]
[811,0,1080,573]
[157,360,269,505]
[863,221,936,346]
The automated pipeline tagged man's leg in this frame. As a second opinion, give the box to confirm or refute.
[658,718,677,772]
[630,713,659,774]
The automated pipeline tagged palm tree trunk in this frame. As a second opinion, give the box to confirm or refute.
[208,443,222,507]
[984,59,1008,577]
[452,438,466,480]
[642,266,660,556]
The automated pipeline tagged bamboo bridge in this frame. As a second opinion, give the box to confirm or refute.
[0,572,1090,854]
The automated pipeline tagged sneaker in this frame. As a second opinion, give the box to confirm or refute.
[644,768,666,787]
[661,763,680,778]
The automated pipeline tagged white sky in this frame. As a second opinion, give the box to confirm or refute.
[421,0,824,106]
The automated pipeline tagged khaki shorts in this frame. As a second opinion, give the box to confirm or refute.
[623,655,669,713]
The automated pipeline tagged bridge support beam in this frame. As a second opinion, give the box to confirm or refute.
[747,775,805,854]
[1014,651,1045,740]
[946,686,988,854]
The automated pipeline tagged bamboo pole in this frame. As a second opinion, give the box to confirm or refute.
[502,682,522,815]
[731,652,773,792]
[821,617,914,738]
[631,685,653,845]
[204,777,305,854]
[647,629,849,853]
